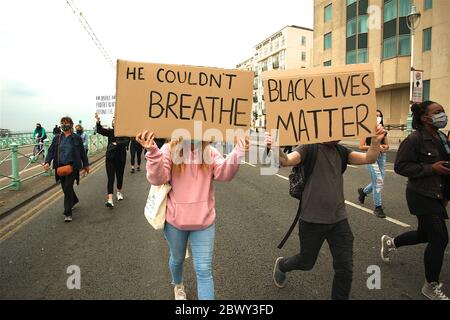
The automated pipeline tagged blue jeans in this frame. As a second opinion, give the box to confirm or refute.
[164,223,215,300]
[363,153,386,207]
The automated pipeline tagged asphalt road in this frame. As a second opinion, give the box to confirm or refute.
[0,149,449,300]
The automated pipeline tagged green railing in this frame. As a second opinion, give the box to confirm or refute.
[0,132,108,191]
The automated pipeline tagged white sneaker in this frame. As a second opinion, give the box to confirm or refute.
[117,192,124,201]
[174,284,187,300]
[105,199,114,208]
[380,235,396,263]
[64,215,72,222]
[422,282,449,300]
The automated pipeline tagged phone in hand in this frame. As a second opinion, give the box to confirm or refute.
[443,161,450,169]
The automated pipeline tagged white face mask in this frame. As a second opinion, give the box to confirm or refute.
[376,117,382,125]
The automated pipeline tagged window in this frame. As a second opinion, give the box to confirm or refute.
[423,80,430,101]
[346,1,368,64]
[323,60,332,66]
[382,0,412,59]
[347,0,357,5]
[398,34,410,55]
[358,15,368,33]
[423,27,432,51]
[347,18,357,37]
[424,0,432,10]
[324,32,332,50]
[324,4,332,22]
[384,0,397,22]
[358,48,368,63]
[301,36,307,46]
[399,0,411,17]
[346,50,357,64]
[301,51,306,61]
[383,37,397,59]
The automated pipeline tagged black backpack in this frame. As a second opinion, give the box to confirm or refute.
[278,143,349,249]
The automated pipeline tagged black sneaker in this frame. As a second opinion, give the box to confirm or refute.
[374,206,386,218]
[130,168,135,173]
[137,167,141,172]
[358,188,366,204]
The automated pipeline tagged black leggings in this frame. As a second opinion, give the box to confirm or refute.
[106,158,126,194]
[394,214,449,283]
[130,143,143,166]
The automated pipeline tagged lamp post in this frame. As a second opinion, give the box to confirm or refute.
[406,5,421,134]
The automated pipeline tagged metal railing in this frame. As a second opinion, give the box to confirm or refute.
[0,132,108,191]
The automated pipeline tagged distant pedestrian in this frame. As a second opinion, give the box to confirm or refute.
[33,123,47,158]
[75,124,89,156]
[53,125,61,135]
[129,137,143,173]
[381,101,449,300]
[358,110,389,218]
[95,113,130,208]
[267,124,385,300]
[137,131,249,300]
[44,116,90,222]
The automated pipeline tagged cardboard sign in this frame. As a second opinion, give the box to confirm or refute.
[262,64,377,146]
[114,60,253,141]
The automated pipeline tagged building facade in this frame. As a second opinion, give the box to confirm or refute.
[313,0,450,140]
[237,25,314,130]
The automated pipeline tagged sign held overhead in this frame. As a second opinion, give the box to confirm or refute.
[114,60,254,141]
[263,64,377,146]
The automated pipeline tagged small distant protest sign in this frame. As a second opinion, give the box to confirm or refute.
[95,95,115,116]
[262,64,377,146]
[114,60,254,141]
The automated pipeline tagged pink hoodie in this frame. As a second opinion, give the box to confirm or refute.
[145,143,245,230]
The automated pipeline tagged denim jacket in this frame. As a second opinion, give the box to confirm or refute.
[394,129,449,200]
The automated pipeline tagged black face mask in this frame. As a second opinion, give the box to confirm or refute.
[76,130,82,134]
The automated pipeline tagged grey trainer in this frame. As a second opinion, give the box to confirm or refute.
[422,282,449,300]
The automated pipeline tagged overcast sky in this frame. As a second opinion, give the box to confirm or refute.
[0,0,313,132]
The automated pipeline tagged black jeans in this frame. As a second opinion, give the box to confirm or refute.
[279,219,354,300]
[130,143,143,167]
[106,158,126,194]
[60,172,79,216]
[394,214,449,283]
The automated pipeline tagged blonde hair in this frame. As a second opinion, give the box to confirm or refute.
[168,139,212,173]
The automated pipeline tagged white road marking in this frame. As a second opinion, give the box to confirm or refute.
[241,160,256,167]
[270,171,411,228]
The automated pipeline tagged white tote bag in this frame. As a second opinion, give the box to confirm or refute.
[144,183,171,230]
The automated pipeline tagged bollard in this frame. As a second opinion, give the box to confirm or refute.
[10,143,21,190]
[43,138,53,176]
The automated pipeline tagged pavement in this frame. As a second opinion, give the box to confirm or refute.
[0,145,449,300]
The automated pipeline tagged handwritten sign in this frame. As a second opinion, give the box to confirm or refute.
[95,95,115,116]
[114,60,253,141]
[262,64,377,146]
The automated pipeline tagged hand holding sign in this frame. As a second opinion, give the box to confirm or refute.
[373,123,386,144]
[95,113,100,123]
[236,136,250,152]
[136,131,156,150]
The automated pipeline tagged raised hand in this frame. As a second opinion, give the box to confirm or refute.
[95,112,100,122]
[136,131,155,150]
[373,123,386,144]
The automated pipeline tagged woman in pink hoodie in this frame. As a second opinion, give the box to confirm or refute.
[136,131,249,300]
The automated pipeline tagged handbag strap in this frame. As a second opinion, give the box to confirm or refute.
[57,133,62,167]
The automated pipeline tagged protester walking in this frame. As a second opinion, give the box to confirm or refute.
[357,110,389,218]
[75,124,89,156]
[267,124,385,300]
[95,113,130,208]
[44,116,89,222]
[381,101,449,300]
[53,125,61,135]
[137,131,249,300]
[129,137,143,173]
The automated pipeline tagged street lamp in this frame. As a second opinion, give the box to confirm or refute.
[406,5,421,134]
